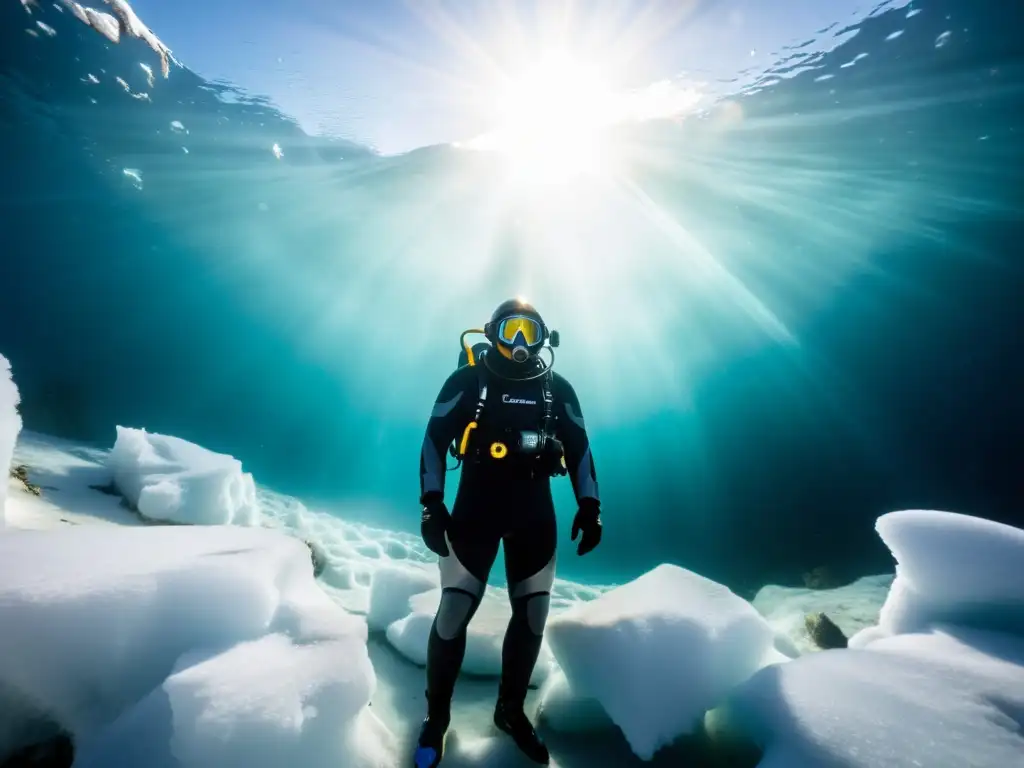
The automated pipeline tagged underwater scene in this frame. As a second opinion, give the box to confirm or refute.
[1,1,1022,767]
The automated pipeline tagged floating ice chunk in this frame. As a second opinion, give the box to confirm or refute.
[84,7,120,43]
[107,426,259,526]
[115,76,150,100]
[62,0,176,77]
[122,167,143,189]
[170,119,187,134]
[544,564,778,759]
[0,525,376,763]
[64,0,89,26]
[367,564,438,632]
[35,20,56,36]
[386,588,555,685]
[0,353,23,525]
[105,0,175,76]
[272,143,284,159]
[724,627,1024,768]
[865,510,1024,640]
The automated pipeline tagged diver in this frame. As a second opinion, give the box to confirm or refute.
[413,298,603,768]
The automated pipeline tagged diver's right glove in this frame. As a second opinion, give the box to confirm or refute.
[571,498,602,556]
[420,494,451,558]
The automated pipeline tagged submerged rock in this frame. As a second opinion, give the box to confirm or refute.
[804,612,848,649]
[10,465,41,496]
[305,539,327,578]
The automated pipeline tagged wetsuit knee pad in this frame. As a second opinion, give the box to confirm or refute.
[512,592,551,637]
[435,589,479,640]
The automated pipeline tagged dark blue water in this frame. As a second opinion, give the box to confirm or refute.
[1,0,1021,591]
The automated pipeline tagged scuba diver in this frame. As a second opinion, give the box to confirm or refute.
[413,298,603,768]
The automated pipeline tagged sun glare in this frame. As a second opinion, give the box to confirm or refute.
[465,52,619,184]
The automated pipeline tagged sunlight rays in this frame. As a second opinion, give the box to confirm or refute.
[458,51,619,184]
[138,0,968,423]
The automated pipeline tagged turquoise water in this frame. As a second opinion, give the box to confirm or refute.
[1,0,1021,590]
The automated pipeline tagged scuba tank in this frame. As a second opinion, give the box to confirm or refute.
[458,340,491,370]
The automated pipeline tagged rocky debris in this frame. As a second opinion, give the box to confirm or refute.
[10,465,41,496]
[804,612,849,650]
[305,539,327,578]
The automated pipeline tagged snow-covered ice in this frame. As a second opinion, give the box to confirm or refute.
[6,431,146,530]
[0,352,23,525]
[542,563,781,760]
[256,492,436,615]
[851,509,1024,645]
[108,425,259,526]
[76,633,395,768]
[754,574,893,654]
[0,524,393,767]
[366,563,438,632]
[5,427,1024,767]
[716,508,1024,768]
[723,626,1024,768]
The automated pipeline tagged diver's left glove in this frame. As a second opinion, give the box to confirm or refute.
[420,493,451,558]
[571,498,602,556]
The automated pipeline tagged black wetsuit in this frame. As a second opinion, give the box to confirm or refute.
[418,350,599,713]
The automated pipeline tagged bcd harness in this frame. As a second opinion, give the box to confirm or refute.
[447,360,567,477]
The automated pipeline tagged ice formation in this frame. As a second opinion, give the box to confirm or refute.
[0,353,24,525]
[724,627,1024,768]
[107,425,259,526]
[862,509,1024,641]
[6,430,1024,767]
[366,563,438,632]
[0,525,394,767]
[719,509,1024,768]
[536,671,613,734]
[61,0,176,77]
[542,563,780,760]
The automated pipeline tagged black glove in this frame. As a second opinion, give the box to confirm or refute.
[571,498,602,556]
[420,495,451,557]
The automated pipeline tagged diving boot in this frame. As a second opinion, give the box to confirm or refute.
[493,698,550,765]
[413,713,449,768]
